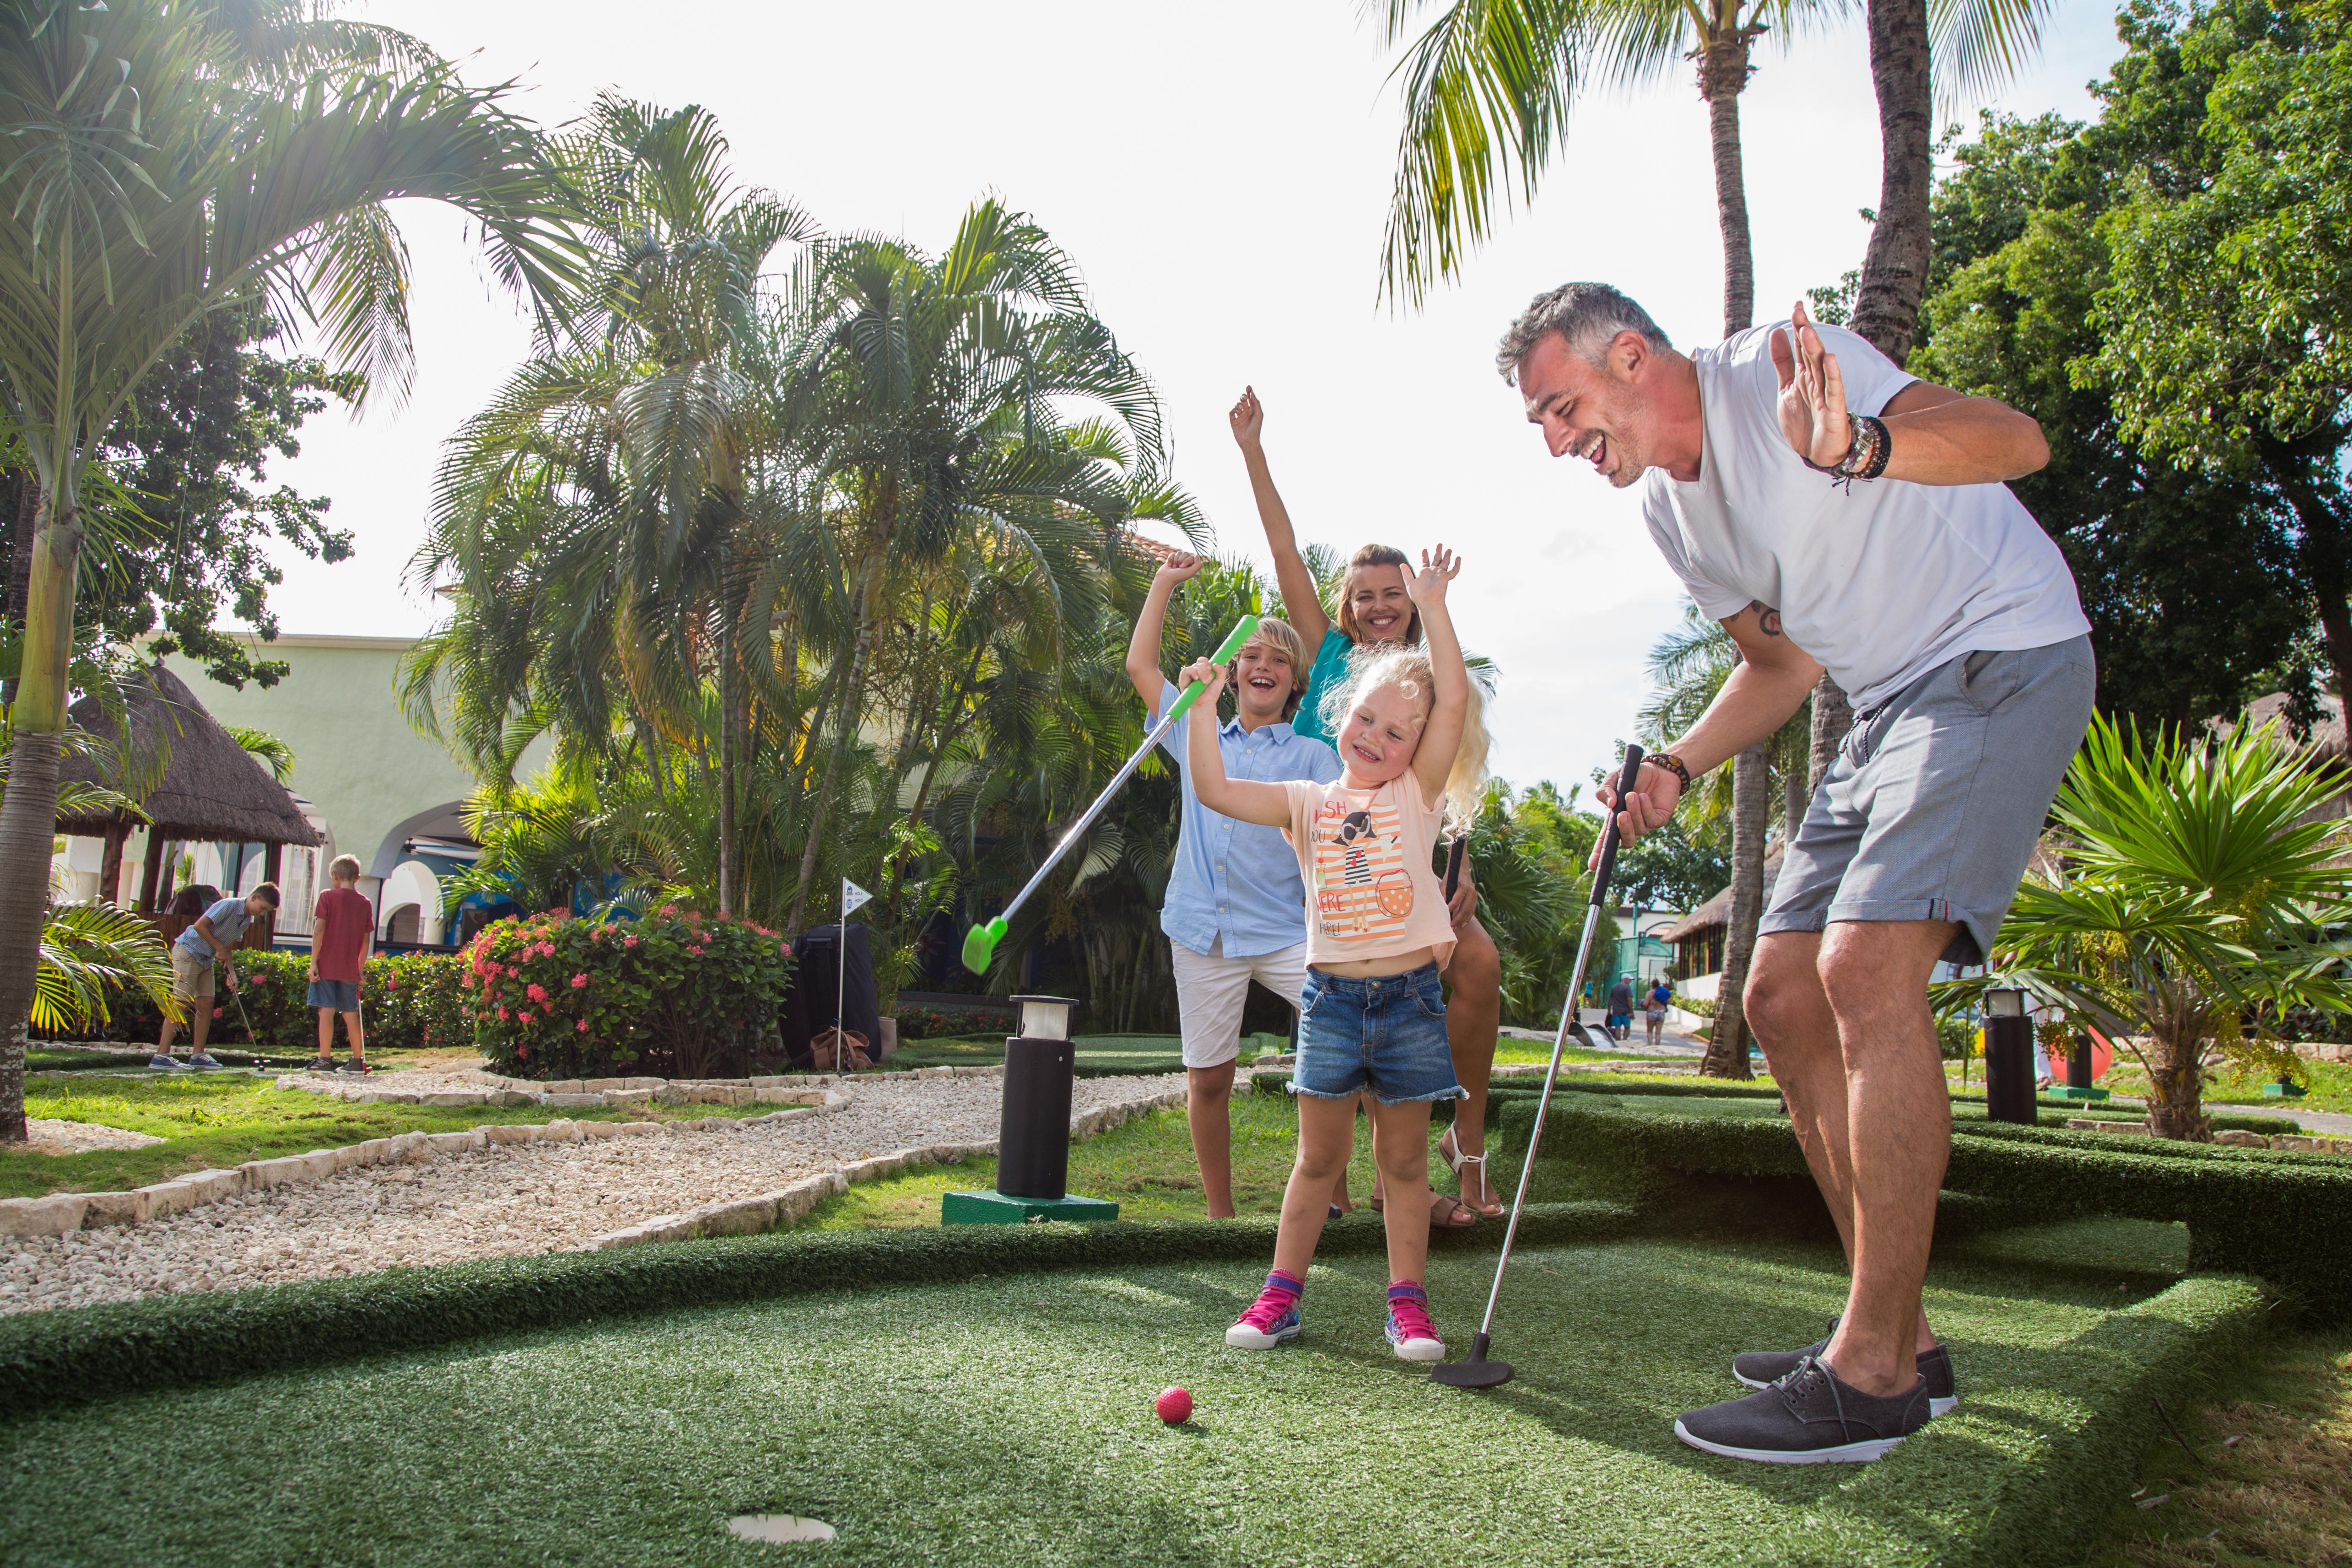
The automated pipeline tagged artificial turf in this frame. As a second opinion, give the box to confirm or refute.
[0,1231,2256,1567]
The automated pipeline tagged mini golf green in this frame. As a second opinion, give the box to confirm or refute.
[0,1230,2260,1568]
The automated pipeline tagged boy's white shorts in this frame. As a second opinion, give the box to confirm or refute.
[1169,937,1309,1070]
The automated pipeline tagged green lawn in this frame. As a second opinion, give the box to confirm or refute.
[3,1072,763,1199]
[808,1087,1417,1229]
[0,1231,2220,1568]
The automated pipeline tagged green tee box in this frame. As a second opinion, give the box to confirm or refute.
[941,1190,1120,1225]
[2046,1086,2112,1101]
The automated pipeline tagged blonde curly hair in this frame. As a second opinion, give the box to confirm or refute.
[1321,644,1490,828]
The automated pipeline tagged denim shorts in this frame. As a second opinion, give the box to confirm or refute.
[307,978,359,1012]
[1291,963,1464,1105]
[1764,637,2096,965]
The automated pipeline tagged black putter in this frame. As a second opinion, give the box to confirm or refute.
[1433,744,1645,1390]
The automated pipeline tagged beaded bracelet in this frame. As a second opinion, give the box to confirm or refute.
[1802,413,1891,490]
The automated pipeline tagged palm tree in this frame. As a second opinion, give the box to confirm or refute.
[0,0,579,1140]
[773,199,1191,933]
[407,95,820,918]
[1640,601,1808,1076]
[1941,716,2352,1140]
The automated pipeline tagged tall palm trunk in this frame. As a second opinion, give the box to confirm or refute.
[716,654,738,917]
[1695,19,1765,1082]
[1697,23,1760,334]
[1809,0,1934,793]
[0,486,84,1141]
[786,561,881,935]
[1704,740,1769,1079]
[1850,0,1935,363]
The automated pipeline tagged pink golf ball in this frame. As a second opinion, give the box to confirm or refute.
[1154,1386,1193,1425]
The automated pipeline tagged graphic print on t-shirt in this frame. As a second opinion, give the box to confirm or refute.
[1310,793,1413,943]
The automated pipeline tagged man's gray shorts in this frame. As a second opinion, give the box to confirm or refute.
[1762,637,2095,965]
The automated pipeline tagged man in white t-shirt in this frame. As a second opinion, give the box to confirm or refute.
[1498,283,2094,1466]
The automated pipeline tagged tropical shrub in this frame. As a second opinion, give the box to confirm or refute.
[1940,716,2352,1141]
[463,907,793,1080]
[58,947,471,1054]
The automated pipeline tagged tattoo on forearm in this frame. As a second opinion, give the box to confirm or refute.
[1749,601,1783,636]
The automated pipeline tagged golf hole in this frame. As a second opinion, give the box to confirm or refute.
[727,1514,836,1544]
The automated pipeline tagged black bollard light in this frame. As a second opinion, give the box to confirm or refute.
[1981,987,2037,1125]
[942,996,1121,1224]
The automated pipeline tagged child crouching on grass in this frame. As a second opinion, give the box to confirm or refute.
[1181,545,1486,1361]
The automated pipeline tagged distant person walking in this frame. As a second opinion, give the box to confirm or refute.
[1501,283,2092,1464]
[153,885,281,1071]
[307,855,374,1075]
[1605,975,1635,1042]
[1645,980,1672,1048]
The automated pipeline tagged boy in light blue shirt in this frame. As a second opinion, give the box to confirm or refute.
[153,884,280,1070]
[1125,552,1340,1217]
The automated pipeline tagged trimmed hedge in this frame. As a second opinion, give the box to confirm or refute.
[1504,1097,2352,1320]
[0,1200,1636,1416]
[1947,1275,2272,1568]
[59,949,472,1053]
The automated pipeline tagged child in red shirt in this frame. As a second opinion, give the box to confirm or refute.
[307,854,374,1073]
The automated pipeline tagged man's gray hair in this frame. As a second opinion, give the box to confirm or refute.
[1495,283,1672,384]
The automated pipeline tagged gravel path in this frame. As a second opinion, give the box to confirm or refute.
[1,1072,1183,1317]
[23,1119,165,1155]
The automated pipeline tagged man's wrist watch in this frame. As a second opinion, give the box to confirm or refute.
[1649,752,1693,791]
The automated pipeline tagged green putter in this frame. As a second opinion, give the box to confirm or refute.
[960,613,1259,976]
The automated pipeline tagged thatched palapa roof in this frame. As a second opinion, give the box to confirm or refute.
[55,663,319,846]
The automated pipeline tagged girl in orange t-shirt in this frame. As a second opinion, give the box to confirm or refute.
[1181,545,1488,1362]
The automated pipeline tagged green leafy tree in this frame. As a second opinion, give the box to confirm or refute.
[1908,95,2318,726]
[0,0,578,1141]
[1939,713,2352,1139]
[2090,0,2352,704]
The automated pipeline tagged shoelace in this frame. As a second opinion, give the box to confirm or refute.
[1778,1356,1854,1438]
[1237,1289,1296,1331]
[1389,1293,1439,1342]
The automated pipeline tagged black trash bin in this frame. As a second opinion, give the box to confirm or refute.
[789,921,880,1064]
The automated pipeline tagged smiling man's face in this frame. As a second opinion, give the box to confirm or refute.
[1517,331,1656,489]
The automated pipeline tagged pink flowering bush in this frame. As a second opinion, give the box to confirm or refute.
[464,907,794,1079]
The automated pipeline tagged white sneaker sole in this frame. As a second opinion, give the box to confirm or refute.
[1389,1336,1445,1363]
[1673,1419,1908,1464]
[1732,1371,1957,1417]
[1225,1324,1299,1349]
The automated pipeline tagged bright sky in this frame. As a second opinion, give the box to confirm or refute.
[263,0,2129,791]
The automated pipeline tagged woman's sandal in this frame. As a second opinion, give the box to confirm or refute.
[1439,1126,1505,1218]
[1368,1188,1480,1227]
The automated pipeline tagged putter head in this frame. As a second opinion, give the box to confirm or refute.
[1430,1332,1515,1389]
[960,917,1007,976]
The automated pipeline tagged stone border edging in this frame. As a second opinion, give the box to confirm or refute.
[2070,1118,2352,1156]
[0,1095,852,1240]
[579,1085,1189,1250]
[272,1061,1006,1113]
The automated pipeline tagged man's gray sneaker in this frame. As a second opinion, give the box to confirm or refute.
[146,1054,186,1072]
[1732,1315,1958,1416]
[1677,1356,1931,1464]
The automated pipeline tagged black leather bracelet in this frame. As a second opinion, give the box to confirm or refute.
[1649,751,1693,791]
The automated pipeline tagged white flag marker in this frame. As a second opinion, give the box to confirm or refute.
[834,879,874,1065]
[841,878,874,917]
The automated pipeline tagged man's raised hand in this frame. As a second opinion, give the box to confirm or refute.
[1229,387,1264,450]
[1769,300,1852,470]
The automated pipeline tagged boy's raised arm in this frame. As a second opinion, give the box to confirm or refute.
[1230,388,1330,648]
[1125,552,1203,713]
[1181,658,1293,828]
[1402,546,1469,803]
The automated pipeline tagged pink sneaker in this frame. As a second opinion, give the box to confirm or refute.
[1386,1282,1444,1362]
[1225,1273,1303,1349]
